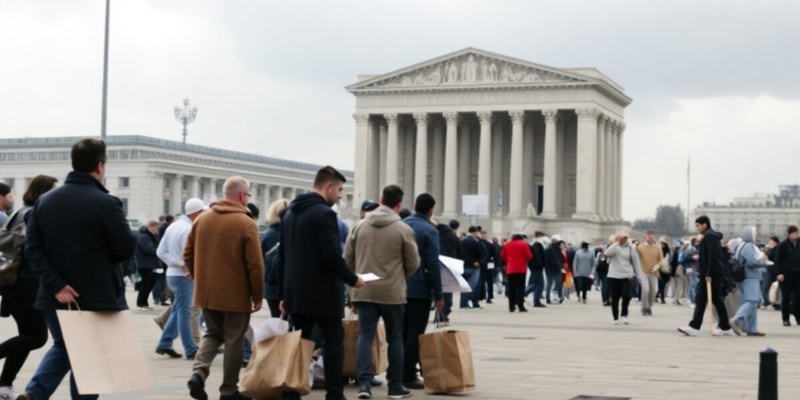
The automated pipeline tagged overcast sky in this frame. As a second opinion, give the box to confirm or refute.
[2,0,799,221]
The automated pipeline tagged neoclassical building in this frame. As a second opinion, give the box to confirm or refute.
[348,48,631,242]
[0,136,356,227]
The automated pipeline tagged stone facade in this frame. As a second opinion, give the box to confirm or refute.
[348,48,631,243]
[0,136,355,227]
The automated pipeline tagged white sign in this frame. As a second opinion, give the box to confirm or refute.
[462,194,489,217]
[439,255,472,293]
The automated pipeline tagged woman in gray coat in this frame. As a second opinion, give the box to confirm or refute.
[572,242,596,303]
[604,232,643,325]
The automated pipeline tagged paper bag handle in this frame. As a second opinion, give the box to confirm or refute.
[67,302,82,313]
[433,309,449,329]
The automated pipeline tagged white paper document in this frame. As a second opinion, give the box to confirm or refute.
[438,255,472,293]
[357,273,382,282]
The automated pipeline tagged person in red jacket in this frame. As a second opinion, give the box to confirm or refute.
[501,234,533,312]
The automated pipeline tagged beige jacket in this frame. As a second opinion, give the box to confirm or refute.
[636,242,664,275]
[345,205,420,304]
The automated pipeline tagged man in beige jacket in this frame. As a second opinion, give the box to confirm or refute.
[345,184,420,400]
[636,231,663,316]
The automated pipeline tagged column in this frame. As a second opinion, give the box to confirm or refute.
[367,119,380,200]
[153,172,165,218]
[413,113,428,199]
[172,174,182,214]
[190,176,200,199]
[508,110,525,217]
[540,110,559,218]
[616,122,626,219]
[573,108,599,220]
[443,112,460,217]
[477,111,493,197]
[604,120,614,218]
[431,119,445,214]
[353,113,370,206]
[596,116,607,220]
[384,113,399,185]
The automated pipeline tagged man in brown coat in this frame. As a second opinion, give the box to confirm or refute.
[184,176,264,400]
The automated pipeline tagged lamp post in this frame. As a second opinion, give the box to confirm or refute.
[174,98,197,144]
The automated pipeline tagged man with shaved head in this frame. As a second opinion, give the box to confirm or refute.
[184,176,264,400]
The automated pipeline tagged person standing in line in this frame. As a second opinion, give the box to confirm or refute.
[459,226,485,309]
[604,232,642,325]
[678,216,735,336]
[635,231,663,316]
[401,193,443,390]
[500,233,532,312]
[478,229,496,304]
[19,138,136,400]
[729,226,770,336]
[775,225,800,326]
[154,198,206,361]
[279,166,365,400]
[572,242,596,304]
[435,219,462,322]
[184,176,264,400]
[0,175,57,399]
[345,184,419,400]
[525,232,547,308]
[135,221,160,310]
[544,235,565,304]
[260,198,290,318]
[0,183,12,227]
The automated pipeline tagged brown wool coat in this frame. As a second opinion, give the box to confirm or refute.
[184,200,264,312]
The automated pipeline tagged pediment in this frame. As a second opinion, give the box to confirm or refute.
[347,48,593,92]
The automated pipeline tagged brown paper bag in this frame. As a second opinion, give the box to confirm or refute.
[56,309,151,394]
[342,319,388,377]
[240,330,315,400]
[418,330,475,394]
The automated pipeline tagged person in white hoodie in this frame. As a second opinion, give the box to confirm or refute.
[604,232,643,325]
[729,226,771,336]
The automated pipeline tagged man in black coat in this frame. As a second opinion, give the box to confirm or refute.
[478,229,497,304]
[278,166,365,400]
[544,235,565,304]
[436,219,462,321]
[775,225,800,326]
[459,226,486,309]
[21,138,136,400]
[525,231,547,307]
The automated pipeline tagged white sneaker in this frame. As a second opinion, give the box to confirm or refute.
[678,326,699,336]
[622,317,629,325]
[0,386,17,400]
[612,319,619,325]
[712,328,735,337]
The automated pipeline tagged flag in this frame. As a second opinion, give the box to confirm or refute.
[497,189,504,210]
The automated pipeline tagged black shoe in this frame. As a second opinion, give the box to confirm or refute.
[156,348,182,358]
[783,320,791,327]
[519,307,528,312]
[388,385,412,399]
[534,303,546,308]
[369,376,383,386]
[546,300,552,304]
[188,373,208,400]
[220,392,250,400]
[486,299,493,304]
[357,383,372,399]
[509,308,516,312]
[185,350,197,360]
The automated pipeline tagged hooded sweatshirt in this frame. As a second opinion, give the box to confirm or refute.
[697,228,724,279]
[733,226,768,281]
[345,205,420,304]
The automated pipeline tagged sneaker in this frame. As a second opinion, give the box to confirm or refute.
[0,386,17,400]
[388,386,412,399]
[622,317,629,325]
[678,326,699,336]
[357,382,372,399]
[729,318,743,336]
[712,328,735,336]
[612,319,619,325]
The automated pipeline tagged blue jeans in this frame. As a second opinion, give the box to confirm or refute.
[545,273,562,303]
[25,310,98,400]
[599,274,609,303]
[354,302,404,389]
[687,269,699,303]
[403,298,431,382]
[525,270,545,305]
[733,278,761,332]
[460,268,480,308]
[157,276,198,356]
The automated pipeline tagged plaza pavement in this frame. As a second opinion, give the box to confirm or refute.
[5,286,800,400]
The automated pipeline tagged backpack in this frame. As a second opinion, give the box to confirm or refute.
[263,242,280,286]
[0,208,31,287]
[730,242,748,283]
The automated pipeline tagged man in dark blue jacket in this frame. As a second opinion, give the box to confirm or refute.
[279,166,365,400]
[459,226,485,309]
[20,138,136,400]
[402,193,443,390]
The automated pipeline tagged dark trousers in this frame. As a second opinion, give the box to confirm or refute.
[403,298,431,382]
[284,314,345,400]
[152,271,167,303]
[0,283,48,386]
[657,275,669,302]
[780,279,800,323]
[762,268,776,306]
[525,270,545,305]
[575,276,592,300]
[506,274,526,311]
[479,267,493,301]
[599,274,609,303]
[689,277,731,330]
[608,278,632,320]
[545,272,562,303]
[136,268,155,307]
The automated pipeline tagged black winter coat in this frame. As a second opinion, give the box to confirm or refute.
[436,224,461,259]
[775,239,800,281]
[135,226,160,270]
[25,171,136,311]
[544,243,564,275]
[460,236,486,272]
[528,241,545,271]
[697,228,724,279]
[278,193,358,318]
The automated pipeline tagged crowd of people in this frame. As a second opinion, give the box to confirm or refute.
[3,138,800,399]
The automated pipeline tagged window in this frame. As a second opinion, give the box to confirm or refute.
[163,199,170,216]
[119,177,130,188]
[121,198,129,215]
[181,179,188,191]
[164,177,171,189]
[199,182,206,194]
[215,182,223,195]
[5,178,14,187]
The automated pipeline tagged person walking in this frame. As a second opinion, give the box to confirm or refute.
[595,246,610,306]
[544,235,565,304]
[657,237,672,304]
[260,198,290,318]
[459,226,485,309]
[435,219,462,322]
[525,232,547,307]
[345,185,419,399]
[682,237,700,307]
[279,166,365,400]
[604,232,642,325]
[184,177,264,400]
[0,175,57,399]
[729,226,770,336]
[775,225,800,326]
[19,138,137,400]
[500,234,532,312]
[154,198,206,361]
[678,216,735,336]
[572,242,596,304]
[635,231,663,316]
[135,221,161,310]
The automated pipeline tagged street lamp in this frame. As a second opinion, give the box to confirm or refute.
[174,98,197,144]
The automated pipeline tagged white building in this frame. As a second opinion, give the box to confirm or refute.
[694,186,800,240]
[348,48,631,242]
[0,135,355,227]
